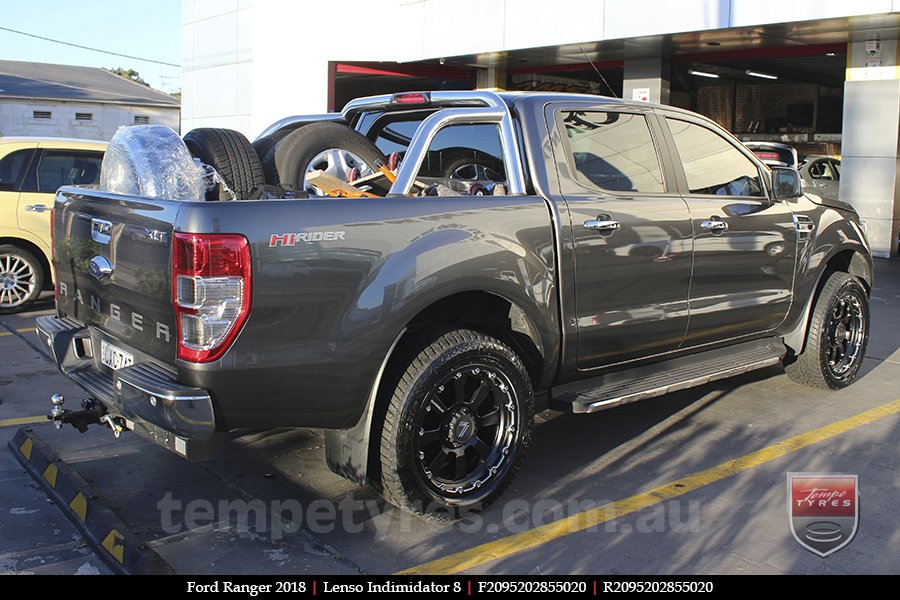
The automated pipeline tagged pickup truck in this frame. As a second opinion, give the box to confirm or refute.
[37,91,872,518]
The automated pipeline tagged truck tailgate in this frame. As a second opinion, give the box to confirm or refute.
[53,188,179,364]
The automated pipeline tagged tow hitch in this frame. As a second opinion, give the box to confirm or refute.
[46,394,119,435]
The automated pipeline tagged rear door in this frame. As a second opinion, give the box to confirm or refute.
[18,149,103,248]
[0,147,36,232]
[660,115,796,348]
[550,105,693,368]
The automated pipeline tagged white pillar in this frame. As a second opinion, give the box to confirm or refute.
[840,34,900,257]
[623,55,670,105]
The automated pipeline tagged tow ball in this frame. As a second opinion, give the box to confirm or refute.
[47,394,123,437]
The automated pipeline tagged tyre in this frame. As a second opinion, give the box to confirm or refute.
[379,329,534,519]
[100,125,205,201]
[183,128,265,200]
[785,271,869,389]
[251,129,293,169]
[262,122,386,195]
[0,245,44,313]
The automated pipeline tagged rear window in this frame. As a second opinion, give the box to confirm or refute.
[367,110,505,180]
[0,149,35,190]
[37,151,103,193]
[559,110,665,193]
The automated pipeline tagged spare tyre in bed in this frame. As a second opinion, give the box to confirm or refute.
[100,125,205,201]
[184,128,266,200]
[252,128,293,168]
[262,122,387,195]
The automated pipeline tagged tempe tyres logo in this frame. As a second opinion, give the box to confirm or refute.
[788,473,858,557]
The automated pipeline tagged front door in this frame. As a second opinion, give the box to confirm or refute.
[552,108,693,369]
[662,116,795,348]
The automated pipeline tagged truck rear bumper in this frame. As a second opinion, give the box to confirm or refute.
[36,316,219,457]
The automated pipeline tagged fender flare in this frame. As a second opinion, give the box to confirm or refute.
[324,328,406,485]
[783,249,872,355]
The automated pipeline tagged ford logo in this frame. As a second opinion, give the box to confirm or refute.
[89,256,114,281]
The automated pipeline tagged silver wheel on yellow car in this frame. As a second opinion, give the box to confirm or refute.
[0,245,44,313]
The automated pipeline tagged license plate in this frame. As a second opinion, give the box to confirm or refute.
[101,340,134,371]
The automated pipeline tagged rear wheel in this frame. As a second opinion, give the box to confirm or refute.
[183,128,265,200]
[785,271,869,389]
[0,245,43,313]
[262,122,386,195]
[379,329,534,519]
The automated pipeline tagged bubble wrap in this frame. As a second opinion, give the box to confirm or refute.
[99,125,205,201]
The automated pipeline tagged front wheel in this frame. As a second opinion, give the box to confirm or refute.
[785,271,869,389]
[379,330,534,519]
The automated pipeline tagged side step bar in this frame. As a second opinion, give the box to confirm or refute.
[551,337,786,414]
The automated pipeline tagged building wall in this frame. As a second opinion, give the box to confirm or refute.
[0,100,180,141]
[182,0,900,138]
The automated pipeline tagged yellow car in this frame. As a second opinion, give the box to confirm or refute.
[0,136,106,312]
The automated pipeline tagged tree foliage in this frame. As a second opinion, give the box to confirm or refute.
[107,67,150,87]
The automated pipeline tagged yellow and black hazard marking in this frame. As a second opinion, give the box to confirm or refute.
[7,428,174,575]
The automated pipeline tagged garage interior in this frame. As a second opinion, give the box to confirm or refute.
[329,14,900,257]
[332,44,847,158]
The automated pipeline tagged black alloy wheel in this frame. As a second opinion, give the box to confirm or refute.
[785,271,869,389]
[379,329,534,518]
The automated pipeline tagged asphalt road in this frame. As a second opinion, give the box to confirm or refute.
[1,260,899,575]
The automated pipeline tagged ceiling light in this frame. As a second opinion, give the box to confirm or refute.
[745,69,778,80]
[689,69,719,79]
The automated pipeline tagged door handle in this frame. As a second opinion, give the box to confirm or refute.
[700,218,728,234]
[584,219,621,234]
[25,205,50,213]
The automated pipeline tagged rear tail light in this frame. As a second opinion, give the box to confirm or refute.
[173,233,251,362]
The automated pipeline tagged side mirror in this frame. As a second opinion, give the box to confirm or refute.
[771,167,801,200]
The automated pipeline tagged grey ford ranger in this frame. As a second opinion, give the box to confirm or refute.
[37,91,872,517]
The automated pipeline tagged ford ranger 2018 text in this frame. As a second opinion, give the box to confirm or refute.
[37,91,872,517]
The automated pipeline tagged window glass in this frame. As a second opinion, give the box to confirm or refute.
[37,152,103,193]
[0,149,34,190]
[369,112,505,182]
[371,117,421,156]
[809,160,836,180]
[667,118,765,197]
[561,111,664,193]
[418,124,504,180]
